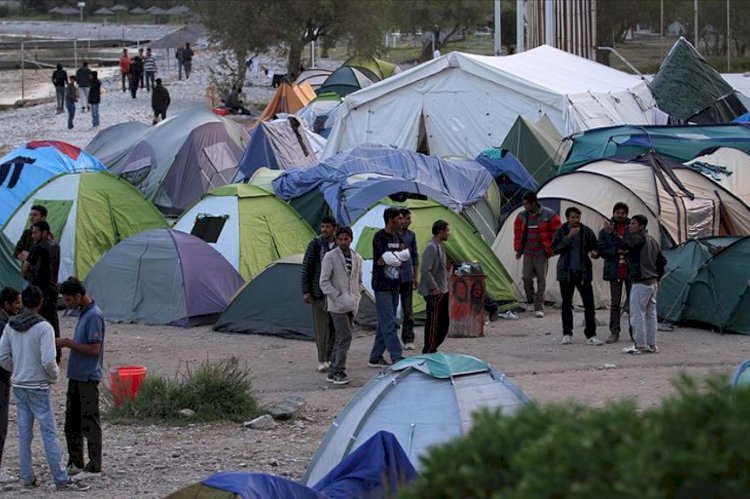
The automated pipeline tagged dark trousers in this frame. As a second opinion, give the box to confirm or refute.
[522,256,547,311]
[329,312,353,374]
[399,281,415,344]
[0,369,9,467]
[64,380,102,472]
[609,279,631,335]
[560,273,596,338]
[40,291,61,363]
[153,110,167,124]
[423,293,449,354]
[130,74,141,98]
[121,72,129,92]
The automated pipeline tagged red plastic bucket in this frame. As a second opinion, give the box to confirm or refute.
[110,366,147,407]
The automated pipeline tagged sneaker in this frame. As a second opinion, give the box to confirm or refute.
[368,358,391,368]
[535,311,544,318]
[586,336,604,346]
[498,310,519,320]
[403,343,416,351]
[332,372,350,385]
[66,464,83,476]
[605,333,619,344]
[0,470,16,483]
[561,335,572,345]
[316,361,329,373]
[71,464,101,481]
[645,345,659,353]
[56,479,91,491]
[325,372,334,383]
[622,345,644,355]
[22,477,38,488]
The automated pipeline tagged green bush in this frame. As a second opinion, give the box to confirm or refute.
[106,357,261,424]
[401,375,750,499]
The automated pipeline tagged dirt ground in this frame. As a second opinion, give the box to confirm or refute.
[1,307,747,498]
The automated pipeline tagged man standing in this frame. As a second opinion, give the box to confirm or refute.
[369,208,405,367]
[302,216,337,373]
[52,64,67,114]
[143,48,157,92]
[57,277,105,481]
[319,227,363,385]
[118,49,130,93]
[130,54,143,99]
[0,287,21,484]
[75,61,92,113]
[418,220,450,354]
[182,43,194,79]
[137,48,145,89]
[598,202,631,344]
[175,45,184,80]
[397,208,418,350]
[0,286,89,491]
[64,75,78,129]
[151,78,170,124]
[552,207,602,346]
[88,71,101,128]
[513,192,561,318]
[14,204,48,279]
[620,216,666,355]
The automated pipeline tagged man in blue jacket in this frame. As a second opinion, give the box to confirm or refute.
[598,202,631,344]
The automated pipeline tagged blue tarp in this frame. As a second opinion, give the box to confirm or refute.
[238,124,281,178]
[199,431,416,499]
[0,140,105,227]
[733,112,750,123]
[473,148,539,192]
[272,145,494,225]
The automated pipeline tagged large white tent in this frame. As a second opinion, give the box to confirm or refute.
[323,46,663,159]
[686,147,750,204]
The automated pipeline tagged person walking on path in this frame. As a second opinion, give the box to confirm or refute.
[0,286,90,491]
[0,287,21,484]
[418,220,451,354]
[552,207,602,346]
[143,48,157,92]
[75,61,92,113]
[397,208,418,351]
[118,49,130,93]
[302,217,337,373]
[129,54,143,99]
[64,76,78,129]
[619,215,666,355]
[598,202,632,344]
[57,278,105,482]
[513,192,561,318]
[88,71,101,128]
[319,226,363,386]
[52,64,67,114]
[179,43,194,79]
[151,78,170,124]
[369,207,405,368]
[137,48,145,89]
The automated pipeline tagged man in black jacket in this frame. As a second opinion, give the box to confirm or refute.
[552,206,602,346]
[75,61,92,112]
[151,78,170,124]
[52,64,67,114]
[597,202,631,343]
[88,71,101,128]
[130,55,143,99]
[301,216,337,372]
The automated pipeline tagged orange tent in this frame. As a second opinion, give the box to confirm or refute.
[257,81,316,123]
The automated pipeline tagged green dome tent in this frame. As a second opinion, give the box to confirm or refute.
[0,232,22,290]
[500,114,565,185]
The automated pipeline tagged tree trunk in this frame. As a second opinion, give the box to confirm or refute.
[286,39,304,78]
[234,49,247,88]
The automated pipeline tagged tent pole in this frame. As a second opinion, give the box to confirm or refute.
[494,0,502,55]
[516,0,524,52]
[544,0,554,46]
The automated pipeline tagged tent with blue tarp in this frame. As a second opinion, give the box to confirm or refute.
[237,117,319,179]
[734,112,750,123]
[474,147,538,221]
[0,140,105,227]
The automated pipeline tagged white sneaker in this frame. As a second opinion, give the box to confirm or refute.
[586,336,604,346]
[316,361,329,373]
[535,311,544,318]
[65,464,83,476]
[561,335,572,345]
[403,343,416,351]
[71,470,101,481]
[0,470,16,483]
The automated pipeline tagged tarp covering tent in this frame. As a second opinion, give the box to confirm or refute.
[167,431,416,499]
[316,66,379,97]
[323,46,662,159]
[272,145,501,244]
[173,184,315,280]
[296,92,343,139]
[236,117,319,180]
[722,73,750,109]
[303,353,531,485]
[85,121,151,168]
[343,56,400,80]
[0,232,21,290]
[559,123,750,174]
[109,109,249,216]
[500,114,565,185]
[214,254,376,340]
[651,37,747,123]
[686,147,750,204]
[0,140,106,227]
[474,147,538,222]
[352,198,514,319]
[295,68,333,90]
[2,172,166,280]
[257,81,316,123]
[86,228,243,327]
[658,236,750,334]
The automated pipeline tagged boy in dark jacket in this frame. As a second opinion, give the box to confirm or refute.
[52,64,67,114]
[151,78,170,124]
[552,206,602,345]
[597,202,631,343]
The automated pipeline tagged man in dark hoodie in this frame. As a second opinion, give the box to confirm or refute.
[75,61,92,113]
[52,64,67,114]
[0,286,89,491]
[151,78,170,124]
[0,288,21,483]
[598,202,631,344]
[64,75,78,129]
[88,71,101,128]
[130,54,143,99]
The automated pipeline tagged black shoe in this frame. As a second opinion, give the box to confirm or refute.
[325,372,334,383]
[332,372,350,385]
[368,358,391,368]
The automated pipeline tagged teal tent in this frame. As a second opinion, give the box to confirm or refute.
[0,232,22,290]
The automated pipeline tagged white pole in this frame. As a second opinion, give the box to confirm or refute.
[21,40,25,102]
[516,0,524,52]
[494,0,502,55]
[545,0,554,46]
[727,0,731,71]
[694,0,699,48]
[74,39,78,68]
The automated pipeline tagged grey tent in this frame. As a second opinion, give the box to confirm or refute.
[109,108,249,216]
[213,254,375,340]
[86,228,243,327]
[302,353,531,485]
[500,114,566,184]
[86,121,150,167]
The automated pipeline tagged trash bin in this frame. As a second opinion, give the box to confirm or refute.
[448,273,487,338]
[110,366,147,407]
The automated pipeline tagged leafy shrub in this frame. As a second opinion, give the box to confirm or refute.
[106,357,261,423]
[401,375,750,499]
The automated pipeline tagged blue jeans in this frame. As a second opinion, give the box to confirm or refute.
[90,103,99,127]
[370,290,403,362]
[66,101,75,129]
[145,71,155,91]
[14,387,68,486]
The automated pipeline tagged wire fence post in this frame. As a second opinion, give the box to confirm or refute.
[74,39,78,68]
[21,40,25,103]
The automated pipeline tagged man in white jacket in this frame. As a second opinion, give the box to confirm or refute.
[319,226,363,385]
[0,286,89,491]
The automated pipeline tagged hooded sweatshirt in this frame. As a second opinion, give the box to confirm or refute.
[0,311,58,389]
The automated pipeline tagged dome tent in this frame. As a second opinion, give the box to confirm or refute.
[686,147,750,204]
[2,172,166,279]
[0,232,21,290]
[86,228,243,327]
[85,121,150,168]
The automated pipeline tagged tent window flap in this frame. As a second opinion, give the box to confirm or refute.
[190,214,228,243]
[683,197,715,239]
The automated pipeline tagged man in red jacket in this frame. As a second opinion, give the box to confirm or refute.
[513,193,561,317]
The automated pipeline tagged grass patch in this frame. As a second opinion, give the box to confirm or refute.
[105,357,262,424]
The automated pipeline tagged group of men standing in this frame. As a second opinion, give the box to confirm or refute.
[119,47,171,125]
[302,209,451,384]
[52,62,101,129]
[0,205,106,490]
[514,193,666,354]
